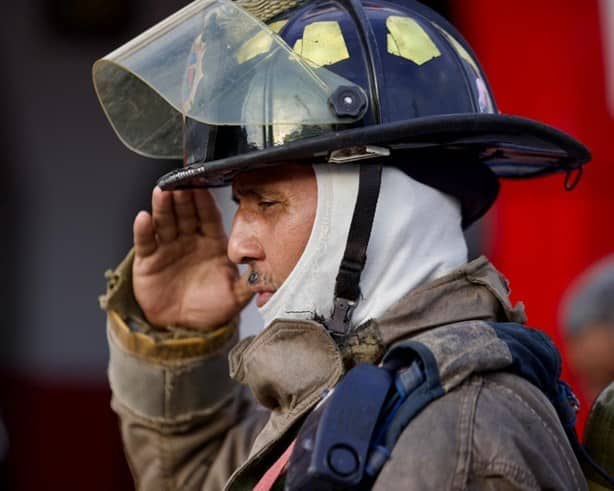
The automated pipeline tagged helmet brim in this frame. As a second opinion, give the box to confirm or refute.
[160,113,589,184]
[157,113,590,226]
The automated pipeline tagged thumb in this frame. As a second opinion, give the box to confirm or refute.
[234,271,254,309]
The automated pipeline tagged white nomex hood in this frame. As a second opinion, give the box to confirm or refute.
[259,165,468,329]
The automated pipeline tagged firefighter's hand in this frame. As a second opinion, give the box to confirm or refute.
[132,187,252,331]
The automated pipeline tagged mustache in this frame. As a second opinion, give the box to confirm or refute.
[247,270,277,290]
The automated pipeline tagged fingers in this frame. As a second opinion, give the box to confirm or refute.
[134,211,157,258]
[152,187,178,243]
[193,189,226,238]
[173,190,200,235]
[234,270,255,309]
[151,187,226,243]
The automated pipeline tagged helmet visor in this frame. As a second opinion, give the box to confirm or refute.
[92,0,367,159]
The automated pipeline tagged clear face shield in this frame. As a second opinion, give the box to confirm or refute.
[92,0,368,160]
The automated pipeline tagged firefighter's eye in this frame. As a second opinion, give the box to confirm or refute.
[258,200,279,210]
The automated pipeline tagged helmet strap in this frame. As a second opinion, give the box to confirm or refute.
[327,164,382,338]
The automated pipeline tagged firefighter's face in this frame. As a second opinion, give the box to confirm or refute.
[228,165,317,307]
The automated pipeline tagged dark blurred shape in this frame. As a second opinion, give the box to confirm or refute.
[0,35,16,491]
[0,0,182,489]
[583,381,614,490]
[563,255,614,404]
[2,372,132,491]
[43,0,135,37]
[0,415,7,491]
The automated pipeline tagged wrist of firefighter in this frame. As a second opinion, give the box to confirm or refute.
[99,248,238,361]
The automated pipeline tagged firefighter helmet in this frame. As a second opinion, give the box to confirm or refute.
[93,0,590,227]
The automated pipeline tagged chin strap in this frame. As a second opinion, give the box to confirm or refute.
[327,164,382,338]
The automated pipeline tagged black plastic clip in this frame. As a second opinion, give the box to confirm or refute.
[327,297,356,339]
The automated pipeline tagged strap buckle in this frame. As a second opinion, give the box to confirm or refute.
[327,297,356,338]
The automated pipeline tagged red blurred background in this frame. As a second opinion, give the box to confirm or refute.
[0,0,612,489]
[455,0,614,431]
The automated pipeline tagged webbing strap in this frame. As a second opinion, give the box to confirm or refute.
[253,439,296,491]
[335,164,382,300]
[329,164,382,336]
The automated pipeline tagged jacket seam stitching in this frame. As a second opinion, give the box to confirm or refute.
[452,376,482,490]
[156,418,171,491]
[486,379,581,490]
[471,458,540,490]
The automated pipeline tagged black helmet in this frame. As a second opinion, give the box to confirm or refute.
[93,0,590,229]
[93,0,591,335]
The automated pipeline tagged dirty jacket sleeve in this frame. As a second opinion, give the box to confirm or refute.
[100,250,269,491]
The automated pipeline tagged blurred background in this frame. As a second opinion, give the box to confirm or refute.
[0,0,612,489]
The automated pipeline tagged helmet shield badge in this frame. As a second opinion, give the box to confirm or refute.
[92,0,368,160]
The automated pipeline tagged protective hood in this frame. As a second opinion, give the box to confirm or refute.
[258,165,468,329]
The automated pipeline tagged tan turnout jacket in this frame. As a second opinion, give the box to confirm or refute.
[101,253,586,490]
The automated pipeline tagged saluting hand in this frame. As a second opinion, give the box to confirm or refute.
[132,187,252,331]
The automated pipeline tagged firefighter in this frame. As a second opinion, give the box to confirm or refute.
[95,1,591,489]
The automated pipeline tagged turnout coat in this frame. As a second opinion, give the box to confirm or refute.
[101,254,586,490]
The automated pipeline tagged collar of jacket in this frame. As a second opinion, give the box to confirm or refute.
[374,254,527,346]
[225,256,526,488]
